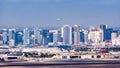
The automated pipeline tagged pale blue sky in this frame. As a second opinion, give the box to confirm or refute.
[0,0,120,27]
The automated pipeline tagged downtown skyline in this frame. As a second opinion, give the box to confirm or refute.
[1,0,120,66]
[0,24,120,46]
[0,0,120,27]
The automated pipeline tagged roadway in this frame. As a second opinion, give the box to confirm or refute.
[1,60,120,66]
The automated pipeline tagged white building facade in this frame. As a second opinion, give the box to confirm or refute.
[88,29,103,44]
[61,25,72,45]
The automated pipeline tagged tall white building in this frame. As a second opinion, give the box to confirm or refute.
[111,32,117,40]
[34,27,41,45]
[74,25,80,45]
[88,28,103,43]
[112,35,120,45]
[61,25,72,45]
[23,28,30,45]
[112,33,120,45]
[2,29,8,44]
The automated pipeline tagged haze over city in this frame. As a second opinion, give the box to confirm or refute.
[0,0,120,27]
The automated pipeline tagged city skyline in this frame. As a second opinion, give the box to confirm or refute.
[0,24,120,46]
[0,0,120,27]
[1,0,120,67]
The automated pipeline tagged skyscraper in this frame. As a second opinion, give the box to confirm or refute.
[61,25,72,45]
[83,30,88,44]
[23,28,30,45]
[2,29,8,44]
[48,32,53,43]
[105,28,113,41]
[88,28,103,43]
[41,29,49,45]
[80,30,85,43]
[73,25,80,45]
[100,24,107,30]
[0,34,3,45]
[57,29,62,42]
[111,31,118,40]
[8,28,16,46]
[72,27,74,44]
[34,27,41,45]
[15,31,23,45]
[99,24,107,41]
[49,30,58,44]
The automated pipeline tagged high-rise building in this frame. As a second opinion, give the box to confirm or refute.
[100,25,113,41]
[105,28,113,41]
[80,30,84,43]
[57,29,62,43]
[23,28,30,45]
[49,30,58,44]
[15,31,23,45]
[61,25,72,45]
[83,30,88,44]
[99,24,107,41]
[100,24,107,30]
[111,32,118,40]
[9,39,15,46]
[80,29,88,43]
[34,27,41,45]
[29,30,33,44]
[0,34,3,45]
[72,27,74,44]
[41,29,49,45]
[48,32,53,43]
[88,28,103,43]
[2,29,8,44]
[112,34,120,45]
[8,28,16,46]
[73,25,80,45]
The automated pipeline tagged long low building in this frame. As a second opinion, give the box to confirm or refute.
[21,47,69,54]
[52,53,115,60]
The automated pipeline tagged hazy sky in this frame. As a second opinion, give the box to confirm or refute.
[0,0,120,27]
